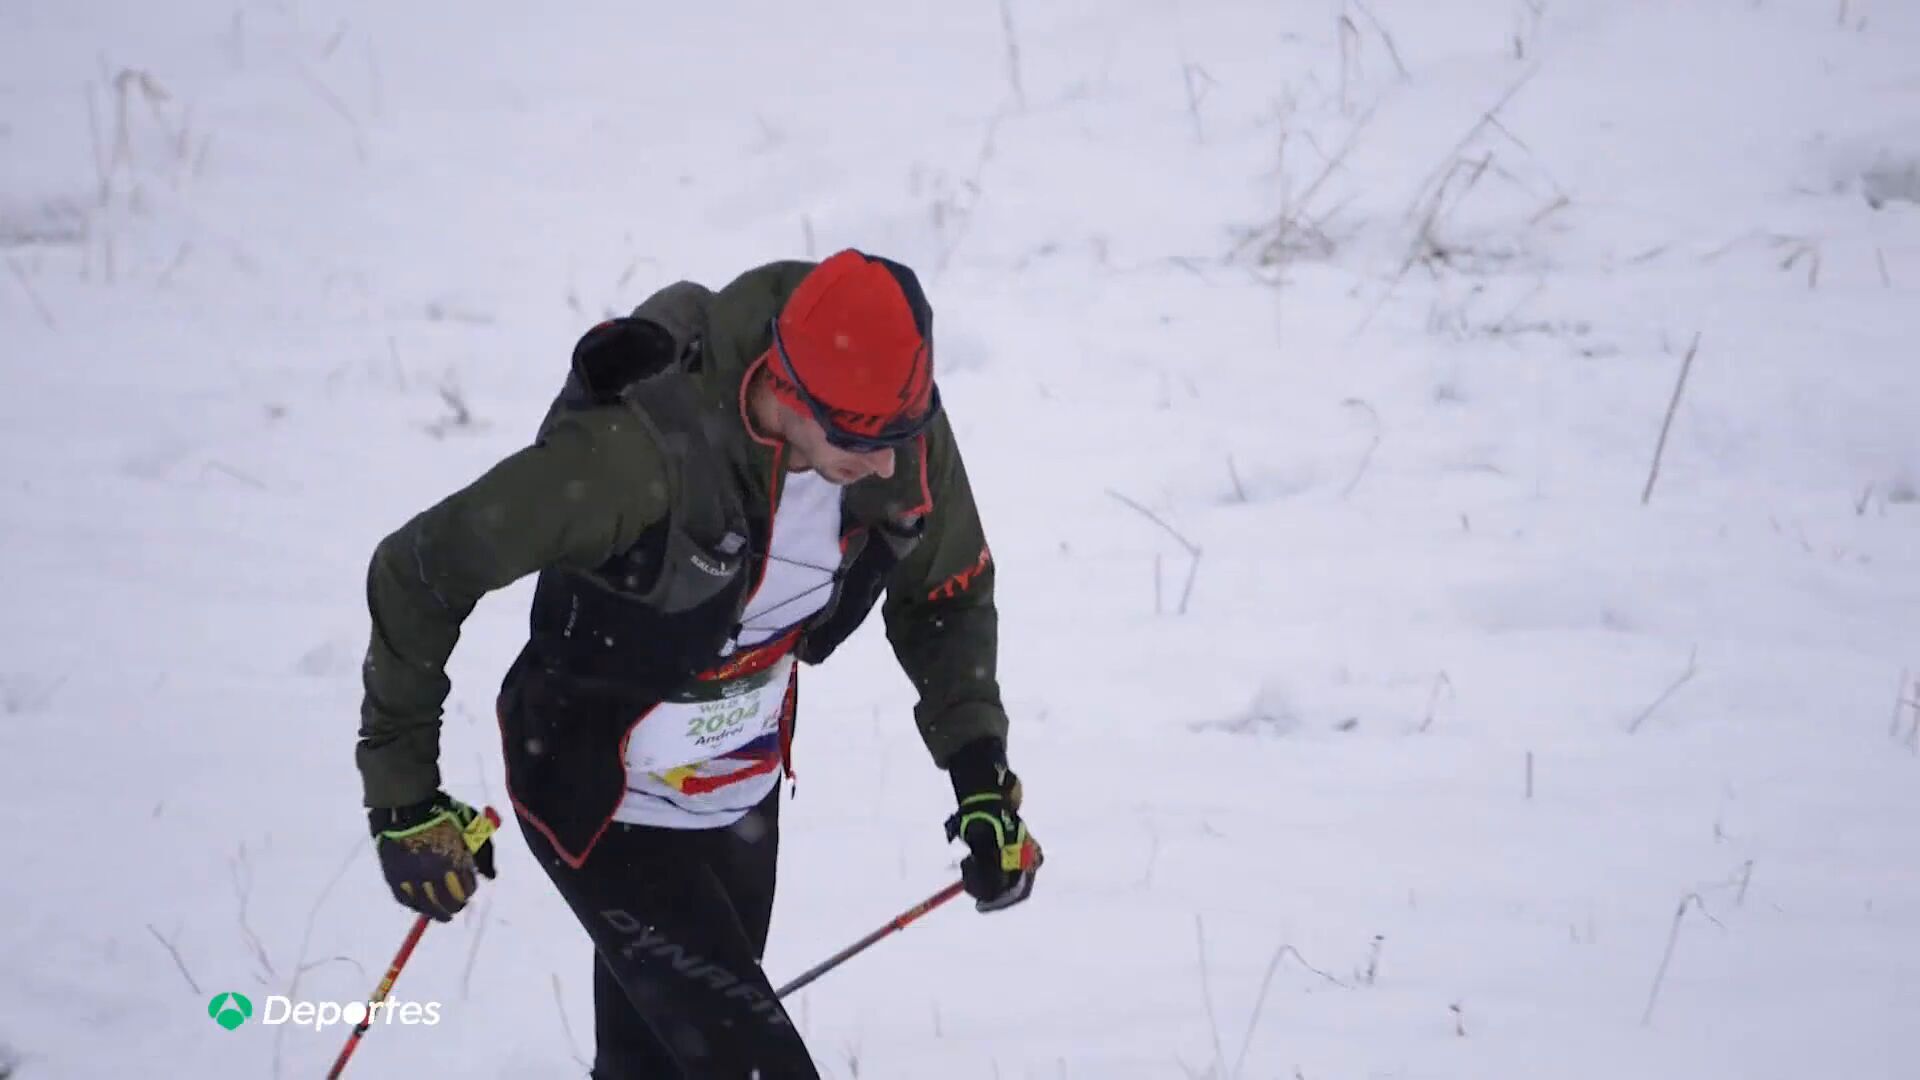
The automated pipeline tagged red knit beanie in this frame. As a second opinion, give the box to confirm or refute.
[765,249,934,438]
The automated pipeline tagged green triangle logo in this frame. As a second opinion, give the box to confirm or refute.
[208,991,254,1031]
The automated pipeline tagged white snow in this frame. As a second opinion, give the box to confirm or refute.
[3,1,1918,1077]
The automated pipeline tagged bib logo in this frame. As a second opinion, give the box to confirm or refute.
[208,992,253,1031]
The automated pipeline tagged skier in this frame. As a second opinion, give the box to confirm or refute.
[353,249,1042,1078]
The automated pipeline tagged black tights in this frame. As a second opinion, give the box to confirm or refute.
[520,791,821,1079]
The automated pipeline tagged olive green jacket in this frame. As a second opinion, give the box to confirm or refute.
[356,261,1006,807]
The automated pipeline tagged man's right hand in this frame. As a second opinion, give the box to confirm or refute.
[369,793,497,922]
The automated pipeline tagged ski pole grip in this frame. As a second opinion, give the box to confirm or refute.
[462,806,501,854]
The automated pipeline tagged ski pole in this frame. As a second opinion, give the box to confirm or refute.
[328,805,501,1080]
[775,879,966,999]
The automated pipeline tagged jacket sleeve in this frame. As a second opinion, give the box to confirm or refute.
[882,412,1010,767]
[356,409,671,808]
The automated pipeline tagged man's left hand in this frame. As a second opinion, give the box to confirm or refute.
[944,739,1042,912]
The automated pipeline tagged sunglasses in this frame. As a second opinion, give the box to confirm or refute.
[769,319,940,453]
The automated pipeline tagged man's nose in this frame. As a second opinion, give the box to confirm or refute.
[868,448,896,479]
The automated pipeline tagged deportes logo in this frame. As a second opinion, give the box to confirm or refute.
[205,992,441,1031]
[208,992,253,1030]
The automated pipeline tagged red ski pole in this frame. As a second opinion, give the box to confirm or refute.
[328,806,501,1080]
[774,879,966,999]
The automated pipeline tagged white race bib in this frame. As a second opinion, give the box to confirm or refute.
[623,654,794,774]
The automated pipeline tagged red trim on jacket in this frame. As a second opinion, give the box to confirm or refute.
[497,695,663,871]
[903,433,933,518]
[777,664,798,781]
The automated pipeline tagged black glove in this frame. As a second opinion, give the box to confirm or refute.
[569,317,680,402]
[368,792,497,922]
[626,280,714,360]
[944,739,1042,912]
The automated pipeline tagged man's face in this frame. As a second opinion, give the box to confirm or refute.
[781,408,898,486]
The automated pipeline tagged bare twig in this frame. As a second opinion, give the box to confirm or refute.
[434,381,474,432]
[1402,153,1493,275]
[1229,942,1350,1078]
[1226,455,1249,503]
[1487,279,1547,335]
[1527,193,1570,226]
[1404,68,1539,225]
[553,973,590,1071]
[1177,560,1201,616]
[1419,671,1453,733]
[1348,0,1410,78]
[386,335,408,390]
[1699,229,1767,263]
[1238,109,1377,267]
[1908,676,1920,754]
[1285,944,1348,988]
[1108,489,1202,615]
[1627,646,1698,733]
[1525,750,1534,800]
[1340,398,1382,499]
[1182,64,1214,144]
[231,843,276,981]
[1136,817,1162,889]
[1735,860,1754,906]
[293,955,364,979]
[460,895,493,999]
[146,924,203,994]
[280,837,360,999]
[1359,935,1385,986]
[365,33,384,118]
[86,82,112,205]
[1194,916,1227,1076]
[108,68,135,179]
[1642,893,1723,1026]
[267,832,371,1075]
[1489,112,1534,157]
[932,111,1005,277]
[227,9,247,68]
[1856,485,1875,517]
[203,461,267,490]
[1641,332,1701,505]
[1357,147,1497,332]
[292,61,368,162]
[997,0,1026,110]
[156,241,194,287]
[1877,247,1893,288]
[1890,668,1909,738]
[1336,14,1358,113]
[5,259,56,329]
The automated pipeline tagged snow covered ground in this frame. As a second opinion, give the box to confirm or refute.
[3,0,1918,1076]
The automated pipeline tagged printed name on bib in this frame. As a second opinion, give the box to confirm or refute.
[625,655,794,774]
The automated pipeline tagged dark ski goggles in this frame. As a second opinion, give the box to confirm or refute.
[769,319,940,453]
